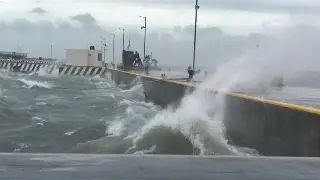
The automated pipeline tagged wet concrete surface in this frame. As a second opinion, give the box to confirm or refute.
[147,70,320,108]
[0,154,319,180]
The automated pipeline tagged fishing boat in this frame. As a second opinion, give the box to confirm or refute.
[116,40,162,72]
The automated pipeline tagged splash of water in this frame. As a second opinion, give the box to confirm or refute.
[37,66,59,78]
[122,25,320,155]
[18,78,53,89]
[124,61,258,155]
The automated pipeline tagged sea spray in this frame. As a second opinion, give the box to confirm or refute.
[125,39,279,155]
[36,65,60,78]
[18,78,53,89]
[127,60,261,155]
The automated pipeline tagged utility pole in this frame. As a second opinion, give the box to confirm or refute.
[192,0,200,72]
[109,33,115,65]
[103,45,106,64]
[100,36,107,65]
[118,28,125,64]
[139,15,147,60]
[50,45,52,60]
[118,28,125,52]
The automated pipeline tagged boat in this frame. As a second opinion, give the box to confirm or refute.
[117,40,162,72]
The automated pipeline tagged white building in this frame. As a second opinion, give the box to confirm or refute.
[64,46,103,67]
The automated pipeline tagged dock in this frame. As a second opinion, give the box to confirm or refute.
[125,69,320,109]
[108,67,320,157]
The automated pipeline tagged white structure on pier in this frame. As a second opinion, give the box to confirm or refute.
[65,46,103,67]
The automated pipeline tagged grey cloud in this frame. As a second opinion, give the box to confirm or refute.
[0,16,106,59]
[2,13,320,82]
[181,25,224,36]
[0,16,259,69]
[71,13,96,24]
[85,0,320,14]
[30,7,47,14]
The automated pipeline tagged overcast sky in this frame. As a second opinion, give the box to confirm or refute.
[1,0,320,70]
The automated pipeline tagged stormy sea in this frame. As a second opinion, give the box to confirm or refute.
[0,67,260,156]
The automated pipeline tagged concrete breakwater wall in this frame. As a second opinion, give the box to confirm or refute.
[0,59,107,76]
[108,68,320,157]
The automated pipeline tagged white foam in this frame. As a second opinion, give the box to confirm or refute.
[40,167,77,172]
[128,25,320,156]
[19,78,53,89]
[106,120,125,137]
[37,66,59,78]
[133,145,156,155]
[126,45,269,156]
[36,102,47,106]
[64,130,77,136]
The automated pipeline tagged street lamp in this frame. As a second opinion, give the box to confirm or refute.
[192,0,200,72]
[109,33,115,65]
[118,28,125,53]
[189,0,200,79]
[100,36,107,65]
[50,45,52,60]
[139,15,147,60]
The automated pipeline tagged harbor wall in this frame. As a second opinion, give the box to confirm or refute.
[108,68,193,107]
[108,69,320,157]
[109,68,139,87]
[141,76,191,107]
[0,59,107,76]
[224,93,320,157]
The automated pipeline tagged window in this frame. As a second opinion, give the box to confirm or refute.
[98,53,102,61]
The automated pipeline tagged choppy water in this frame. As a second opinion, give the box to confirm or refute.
[0,68,257,156]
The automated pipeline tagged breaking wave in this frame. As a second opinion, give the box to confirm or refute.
[0,68,258,156]
[18,78,54,89]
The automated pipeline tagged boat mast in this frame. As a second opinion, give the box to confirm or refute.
[192,0,199,72]
[127,37,131,50]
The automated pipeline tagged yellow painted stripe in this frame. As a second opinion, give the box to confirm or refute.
[226,92,320,115]
[111,69,320,115]
[118,69,198,87]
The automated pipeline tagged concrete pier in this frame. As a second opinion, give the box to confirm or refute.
[0,59,107,76]
[108,68,320,157]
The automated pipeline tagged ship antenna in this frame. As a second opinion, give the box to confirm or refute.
[127,37,131,50]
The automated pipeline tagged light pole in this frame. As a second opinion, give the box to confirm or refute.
[50,45,52,60]
[100,36,107,65]
[139,15,147,60]
[192,0,200,72]
[109,33,115,65]
[118,28,125,53]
